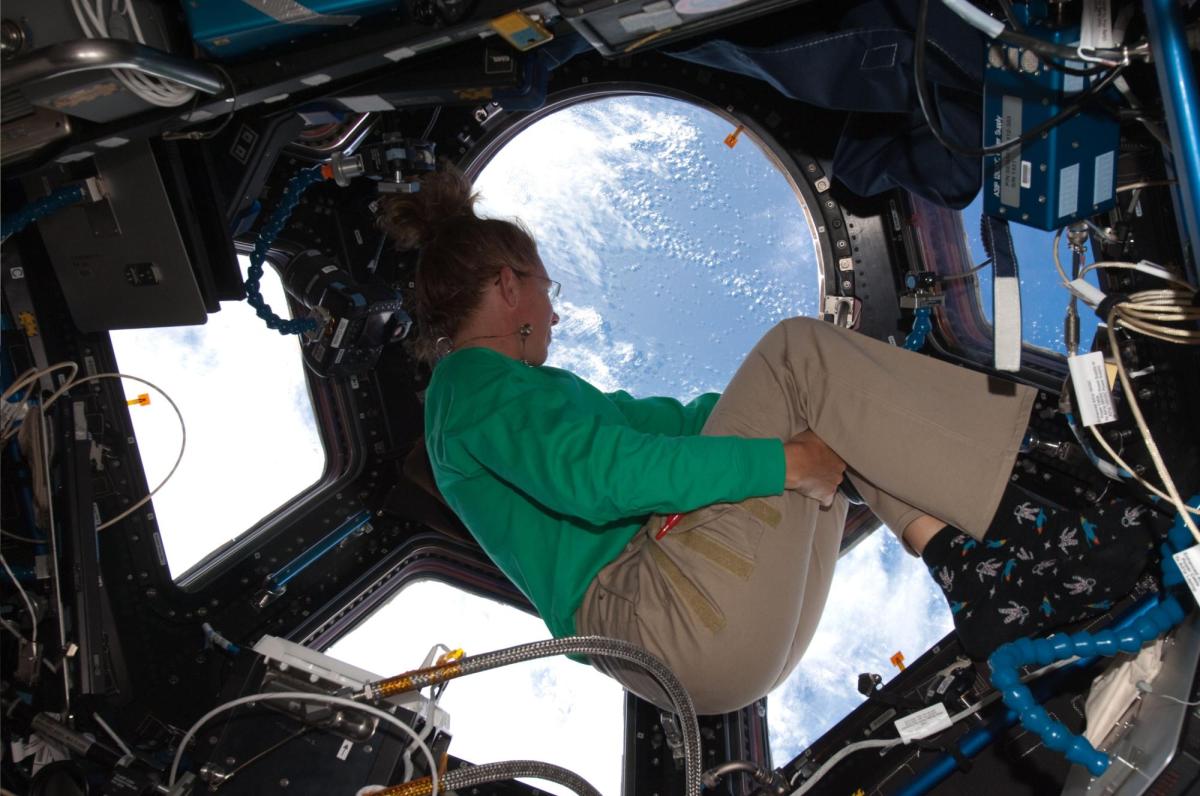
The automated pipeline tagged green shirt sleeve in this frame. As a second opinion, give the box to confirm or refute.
[443,375,783,524]
[604,391,719,436]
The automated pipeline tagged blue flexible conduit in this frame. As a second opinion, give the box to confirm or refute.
[903,306,933,351]
[244,167,325,335]
[894,496,1199,794]
[891,594,1165,796]
[1,185,89,243]
[987,499,1198,776]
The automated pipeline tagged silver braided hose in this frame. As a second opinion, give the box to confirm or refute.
[365,635,702,796]
[443,760,603,796]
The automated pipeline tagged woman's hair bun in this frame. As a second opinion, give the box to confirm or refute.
[377,163,478,250]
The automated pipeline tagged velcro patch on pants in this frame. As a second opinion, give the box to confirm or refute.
[674,532,754,580]
[742,498,781,528]
[648,544,726,633]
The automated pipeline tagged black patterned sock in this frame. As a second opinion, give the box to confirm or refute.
[920,484,1161,658]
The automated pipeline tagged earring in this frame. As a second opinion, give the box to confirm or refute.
[519,324,532,365]
[433,336,454,360]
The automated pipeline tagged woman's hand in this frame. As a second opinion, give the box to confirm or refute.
[783,430,846,507]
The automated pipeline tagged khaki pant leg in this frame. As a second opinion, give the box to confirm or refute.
[577,318,1036,713]
[756,318,1036,540]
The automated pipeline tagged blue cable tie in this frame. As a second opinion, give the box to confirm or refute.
[903,306,933,351]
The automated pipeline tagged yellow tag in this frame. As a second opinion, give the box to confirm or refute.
[724,124,745,149]
[489,11,553,51]
[436,648,465,665]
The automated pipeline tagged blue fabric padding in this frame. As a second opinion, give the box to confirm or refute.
[666,0,987,209]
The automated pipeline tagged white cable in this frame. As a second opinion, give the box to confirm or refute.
[69,0,194,107]
[939,0,1006,39]
[788,695,999,794]
[0,615,26,642]
[167,691,438,795]
[404,644,451,780]
[1079,260,1195,290]
[41,372,186,532]
[2,362,80,441]
[788,738,899,794]
[0,552,37,645]
[0,528,45,544]
[2,362,79,404]
[1103,310,1200,544]
[1052,228,1200,532]
[93,713,134,759]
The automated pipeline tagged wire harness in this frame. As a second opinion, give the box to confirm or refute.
[987,499,1199,776]
[245,167,325,336]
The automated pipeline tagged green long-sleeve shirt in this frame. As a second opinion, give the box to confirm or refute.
[425,347,786,638]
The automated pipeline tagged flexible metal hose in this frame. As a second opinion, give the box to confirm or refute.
[372,760,603,796]
[364,635,702,796]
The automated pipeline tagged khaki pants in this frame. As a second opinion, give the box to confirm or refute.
[575,318,1036,714]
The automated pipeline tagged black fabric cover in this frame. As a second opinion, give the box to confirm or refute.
[667,0,988,209]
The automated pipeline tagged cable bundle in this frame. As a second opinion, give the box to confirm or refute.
[69,0,196,108]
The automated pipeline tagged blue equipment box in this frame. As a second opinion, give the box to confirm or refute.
[185,0,401,58]
[982,24,1120,230]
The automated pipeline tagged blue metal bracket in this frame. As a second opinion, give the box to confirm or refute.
[255,509,373,608]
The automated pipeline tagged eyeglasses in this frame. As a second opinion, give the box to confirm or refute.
[497,271,562,301]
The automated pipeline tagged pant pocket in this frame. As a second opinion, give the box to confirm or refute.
[675,497,780,579]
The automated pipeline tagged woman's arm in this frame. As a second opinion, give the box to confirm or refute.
[604,391,720,436]
[444,384,782,524]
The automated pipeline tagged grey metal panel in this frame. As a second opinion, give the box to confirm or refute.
[35,139,208,331]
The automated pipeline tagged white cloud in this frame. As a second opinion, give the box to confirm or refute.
[109,259,324,576]
[767,530,953,759]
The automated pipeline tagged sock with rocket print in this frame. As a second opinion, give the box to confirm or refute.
[920,483,1165,659]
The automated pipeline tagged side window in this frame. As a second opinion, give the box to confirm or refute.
[326,580,624,795]
[768,531,952,759]
[109,257,325,578]
[961,192,1102,357]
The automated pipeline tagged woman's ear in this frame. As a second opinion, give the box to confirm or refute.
[496,265,521,307]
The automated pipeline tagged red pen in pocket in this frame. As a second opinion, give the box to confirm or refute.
[655,513,683,541]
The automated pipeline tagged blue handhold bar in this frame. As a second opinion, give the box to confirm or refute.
[263,509,373,596]
[1144,0,1200,282]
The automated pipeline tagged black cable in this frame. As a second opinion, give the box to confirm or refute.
[1043,53,1110,77]
[997,27,1131,63]
[994,0,1022,32]
[991,0,1107,76]
[914,0,1126,158]
[161,64,237,142]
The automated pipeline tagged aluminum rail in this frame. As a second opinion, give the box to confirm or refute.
[1,39,225,95]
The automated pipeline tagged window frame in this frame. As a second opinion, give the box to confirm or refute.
[161,244,362,589]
